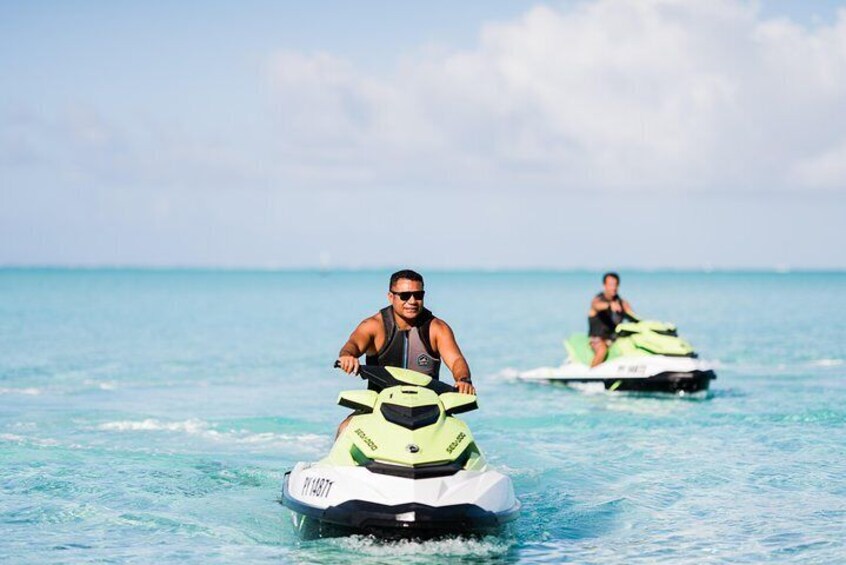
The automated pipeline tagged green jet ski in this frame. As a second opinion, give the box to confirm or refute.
[281,364,520,537]
[518,320,716,394]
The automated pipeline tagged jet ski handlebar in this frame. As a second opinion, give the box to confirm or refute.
[333,361,456,394]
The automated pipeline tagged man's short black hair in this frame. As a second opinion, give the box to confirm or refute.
[603,272,620,284]
[390,269,424,289]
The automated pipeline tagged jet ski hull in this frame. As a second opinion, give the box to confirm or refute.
[605,369,715,393]
[281,463,520,536]
[282,366,520,538]
[518,356,716,394]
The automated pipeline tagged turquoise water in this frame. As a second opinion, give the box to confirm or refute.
[1,269,844,564]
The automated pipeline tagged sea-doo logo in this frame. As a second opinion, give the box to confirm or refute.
[417,354,431,367]
[354,428,378,451]
[301,476,334,498]
[446,432,466,454]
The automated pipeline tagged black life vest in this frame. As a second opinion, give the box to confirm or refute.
[588,293,627,338]
[366,306,441,379]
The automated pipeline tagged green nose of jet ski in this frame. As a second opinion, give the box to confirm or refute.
[281,365,520,537]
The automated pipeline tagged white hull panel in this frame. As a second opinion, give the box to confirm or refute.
[518,355,715,382]
[285,462,518,514]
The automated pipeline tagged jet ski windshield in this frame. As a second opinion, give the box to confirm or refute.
[354,365,457,395]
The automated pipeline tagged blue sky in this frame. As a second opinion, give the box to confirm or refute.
[2,1,846,269]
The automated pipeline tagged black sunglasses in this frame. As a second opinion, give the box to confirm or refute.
[390,290,425,301]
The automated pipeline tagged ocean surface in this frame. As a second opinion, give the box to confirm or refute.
[1,269,844,564]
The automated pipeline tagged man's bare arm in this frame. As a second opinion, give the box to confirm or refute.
[337,318,378,374]
[622,300,640,322]
[431,320,475,394]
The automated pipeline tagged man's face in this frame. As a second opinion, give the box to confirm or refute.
[388,278,424,319]
[603,276,619,297]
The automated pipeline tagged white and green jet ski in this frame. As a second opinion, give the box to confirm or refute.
[281,365,520,537]
[518,320,716,394]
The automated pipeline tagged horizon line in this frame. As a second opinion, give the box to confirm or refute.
[1,264,844,274]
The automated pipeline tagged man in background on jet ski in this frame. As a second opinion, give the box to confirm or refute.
[336,269,475,394]
[588,272,640,367]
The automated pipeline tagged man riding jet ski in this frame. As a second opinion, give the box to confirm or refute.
[282,270,518,536]
[335,269,475,437]
[519,273,715,393]
[587,272,641,367]
[281,365,520,536]
[519,320,717,393]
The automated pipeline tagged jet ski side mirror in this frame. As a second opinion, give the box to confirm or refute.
[440,392,478,415]
[337,390,379,412]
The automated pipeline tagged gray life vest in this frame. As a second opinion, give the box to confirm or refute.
[365,306,441,379]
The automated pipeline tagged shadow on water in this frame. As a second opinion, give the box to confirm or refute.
[599,390,715,403]
[706,387,747,399]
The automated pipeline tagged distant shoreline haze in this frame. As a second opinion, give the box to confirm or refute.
[1,266,844,274]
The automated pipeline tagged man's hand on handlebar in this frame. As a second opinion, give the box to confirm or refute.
[337,355,360,375]
[455,379,476,395]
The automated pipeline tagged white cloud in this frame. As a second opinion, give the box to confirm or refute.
[266,0,846,192]
[5,0,845,197]
[1,104,270,192]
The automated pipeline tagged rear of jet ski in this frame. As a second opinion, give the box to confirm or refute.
[282,462,519,535]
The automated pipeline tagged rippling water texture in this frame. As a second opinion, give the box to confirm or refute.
[1,270,844,563]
